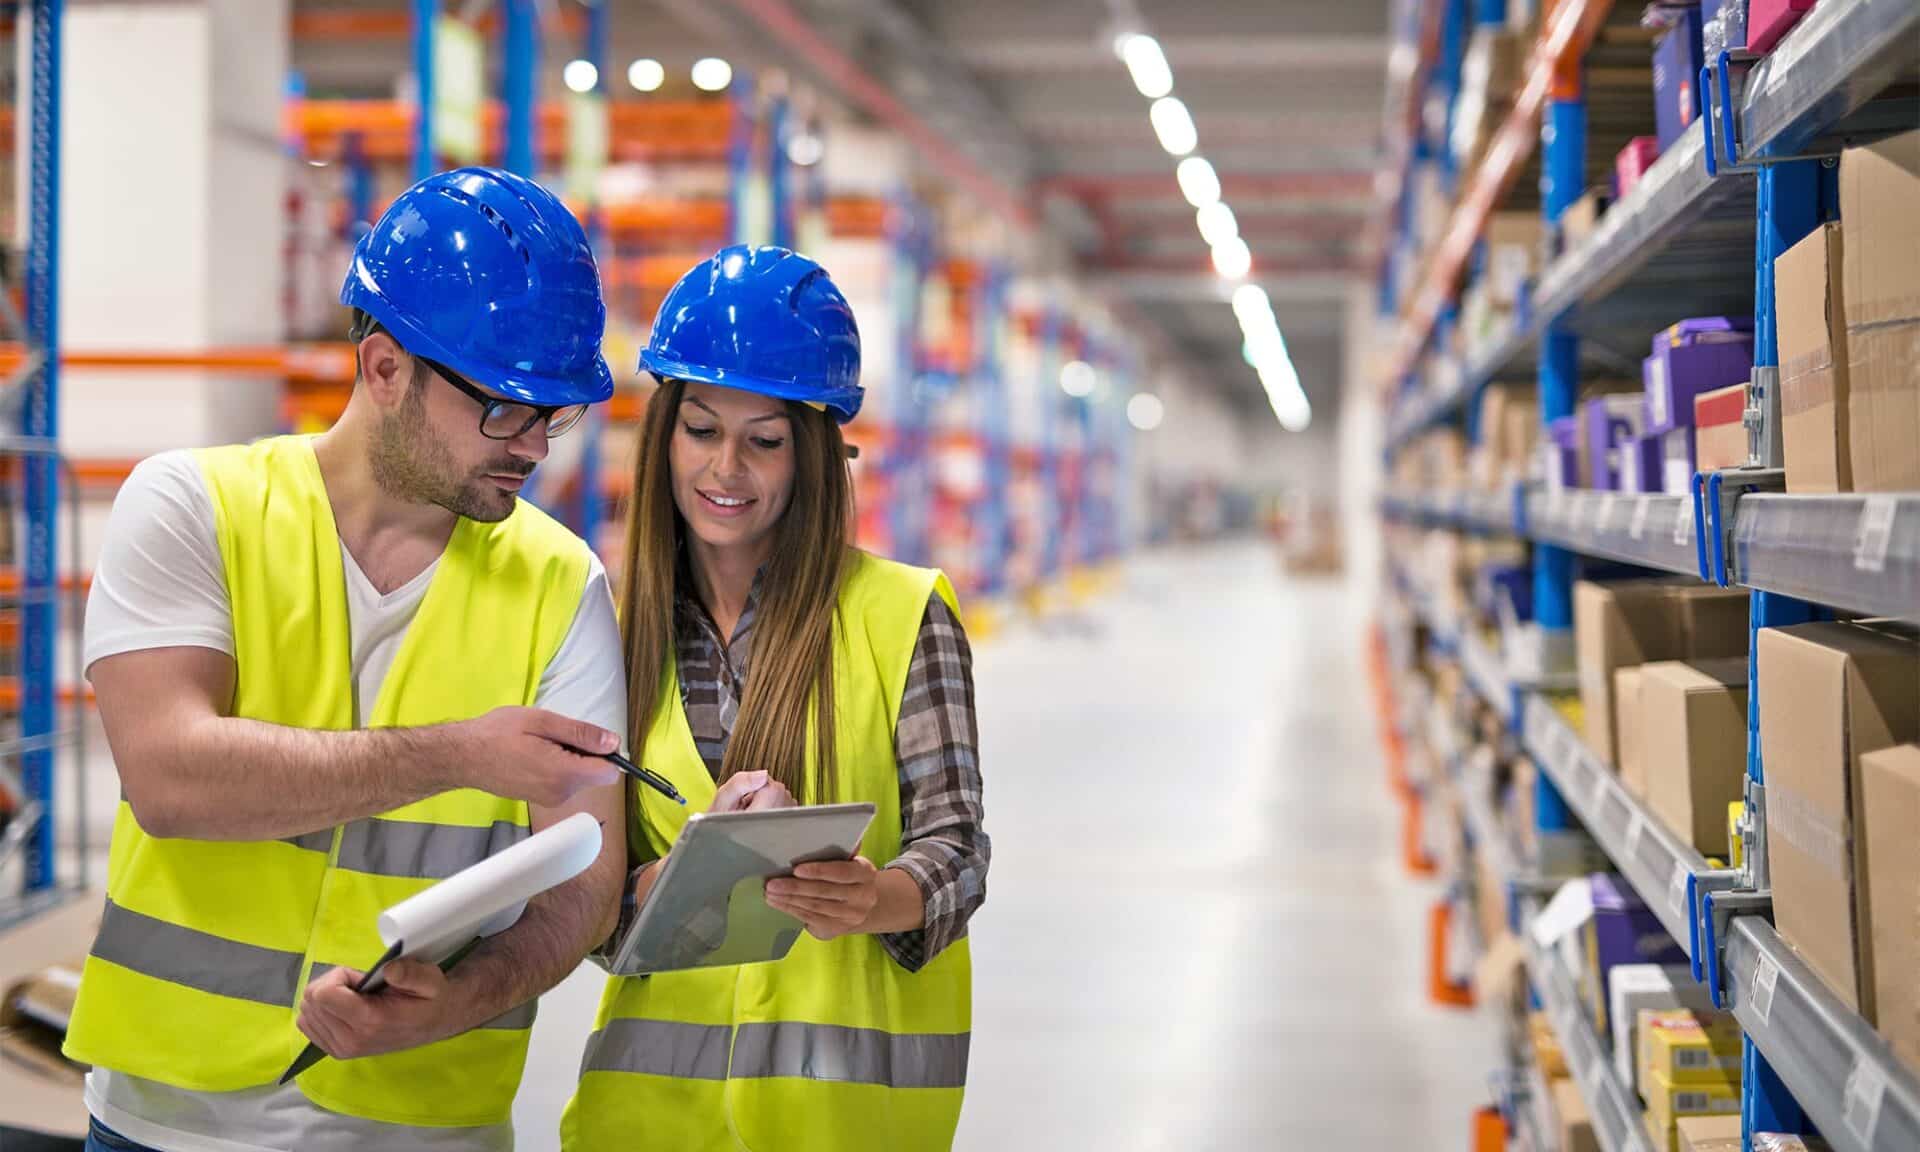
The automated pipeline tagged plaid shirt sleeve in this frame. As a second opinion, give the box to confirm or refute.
[878,592,990,972]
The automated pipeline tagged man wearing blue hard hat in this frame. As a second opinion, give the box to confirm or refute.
[66,168,629,1151]
[563,246,990,1151]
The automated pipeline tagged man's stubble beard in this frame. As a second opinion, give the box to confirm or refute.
[369,377,517,524]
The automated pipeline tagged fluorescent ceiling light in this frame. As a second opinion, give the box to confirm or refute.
[1127,392,1165,431]
[1148,97,1197,156]
[1176,157,1220,208]
[1196,201,1238,247]
[627,58,665,92]
[563,59,599,94]
[1231,283,1271,325]
[1119,34,1174,100]
[1210,236,1252,280]
[692,57,733,92]
[787,132,825,167]
[1060,359,1097,398]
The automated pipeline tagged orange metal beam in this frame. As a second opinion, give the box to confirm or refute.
[289,100,734,163]
[292,8,585,41]
[0,344,358,383]
[1383,0,1615,385]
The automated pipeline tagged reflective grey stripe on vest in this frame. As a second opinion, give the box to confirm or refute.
[580,1019,733,1081]
[305,963,537,1031]
[583,1020,968,1088]
[281,829,336,854]
[90,898,305,1007]
[730,1022,969,1088]
[334,817,528,880]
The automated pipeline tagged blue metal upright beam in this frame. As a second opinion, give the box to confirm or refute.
[1533,83,1585,834]
[769,97,795,250]
[575,0,610,547]
[503,0,538,176]
[22,0,62,892]
[413,0,435,180]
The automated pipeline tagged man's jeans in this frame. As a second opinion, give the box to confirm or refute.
[85,1118,163,1152]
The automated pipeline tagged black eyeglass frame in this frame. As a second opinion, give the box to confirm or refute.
[416,355,589,441]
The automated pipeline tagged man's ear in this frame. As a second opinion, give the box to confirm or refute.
[357,332,410,408]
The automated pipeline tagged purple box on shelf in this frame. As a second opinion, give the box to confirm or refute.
[1587,873,1691,1031]
[1653,6,1704,151]
[1476,564,1533,624]
[1644,317,1754,436]
[1617,434,1665,494]
[1582,395,1644,490]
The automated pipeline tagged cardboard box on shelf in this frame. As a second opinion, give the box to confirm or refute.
[1644,318,1754,437]
[1776,222,1852,492]
[1616,666,1648,797]
[1575,581,1749,768]
[1640,1009,1744,1086]
[1692,382,1749,472]
[1676,1115,1743,1152]
[1485,212,1542,307]
[1840,131,1920,492]
[1759,622,1920,1018]
[1610,964,1717,1097]
[1641,659,1750,857]
[1532,1011,1570,1079]
[1645,1067,1742,1152]
[1553,1076,1601,1152]
[1860,743,1920,1077]
[1561,188,1612,251]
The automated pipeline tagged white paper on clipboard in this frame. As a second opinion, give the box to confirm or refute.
[376,811,603,963]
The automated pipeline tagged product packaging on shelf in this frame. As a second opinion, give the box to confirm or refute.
[1644,317,1754,437]
[1839,131,1920,491]
[1609,964,1716,1096]
[1579,392,1647,490]
[1860,742,1920,1077]
[1641,658,1750,857]
[1617,136,1662,196]
[1645,1068,1742,1152]
[1615,667,1648,797]
[1775,222,1851,492]
[1691,383,1749,472]
[1617,433,1665,494]
[1575,580,1749,768]
[1759,621,1920,1019]
[1652,5,1704,151]
[1639,1009,1744,1086]
[1585,874,1690,1035]
[1745,0,1816,54]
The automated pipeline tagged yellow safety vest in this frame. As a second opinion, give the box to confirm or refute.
[561,551,971,1152]
[64,435,592,1128]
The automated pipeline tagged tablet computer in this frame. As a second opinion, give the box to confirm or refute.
[607,802,875,976]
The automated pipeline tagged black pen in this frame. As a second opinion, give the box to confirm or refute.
[277,936,484,1084]
[600,749,686,806]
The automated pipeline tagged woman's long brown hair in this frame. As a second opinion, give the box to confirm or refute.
[618,377,855,804]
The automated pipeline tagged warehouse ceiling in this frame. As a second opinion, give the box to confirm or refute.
[292,0,1388,431]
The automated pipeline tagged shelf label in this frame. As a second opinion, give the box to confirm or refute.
[1843,1057,1887,1146]
[1630,496,1652,541]
[1571,495,1592,535]
[1597,494,1618,535]
[1583,1057,1606,1100]
[1589,765,1609,813]
[1623,812,1646,863]
[1668,861,1690,920]
[1674,497,1696,548]
[1854,495,1898,574]
[1751,953,1779,1027]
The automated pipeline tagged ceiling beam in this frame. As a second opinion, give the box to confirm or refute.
[1089,272,1355,303]
[1025,113,1383,146]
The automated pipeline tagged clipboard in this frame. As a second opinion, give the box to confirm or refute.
[607,802,875,976]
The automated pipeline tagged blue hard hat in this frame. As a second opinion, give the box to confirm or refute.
[341,167,613,407]
[641,245,863,423]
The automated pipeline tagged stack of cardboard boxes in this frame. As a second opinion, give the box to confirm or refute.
[1777,131,1920,493]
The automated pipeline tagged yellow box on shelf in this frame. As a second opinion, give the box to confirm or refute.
[1640,1010,1743,1085]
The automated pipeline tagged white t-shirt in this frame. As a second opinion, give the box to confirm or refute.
[81,451,627,1152]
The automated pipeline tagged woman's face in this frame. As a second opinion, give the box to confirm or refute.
[669,381,797,560]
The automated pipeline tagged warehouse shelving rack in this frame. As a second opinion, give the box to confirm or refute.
[1376,1,1920,1149]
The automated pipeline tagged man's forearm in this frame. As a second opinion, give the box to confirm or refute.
[441,865,620,1031]
[130,715,458,842]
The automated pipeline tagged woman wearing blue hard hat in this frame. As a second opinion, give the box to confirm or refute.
[67,166,630,1152]
[562,245,989,1151]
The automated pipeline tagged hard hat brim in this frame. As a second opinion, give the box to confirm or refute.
[640,349,862,424]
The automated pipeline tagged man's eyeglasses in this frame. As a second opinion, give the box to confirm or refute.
[419,356,588,440]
